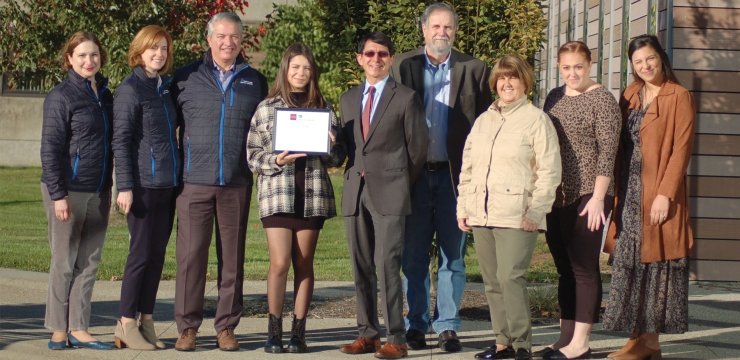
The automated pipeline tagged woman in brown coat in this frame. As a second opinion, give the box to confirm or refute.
[602,35,695,360]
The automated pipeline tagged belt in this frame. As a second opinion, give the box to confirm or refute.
[423,161,449,171]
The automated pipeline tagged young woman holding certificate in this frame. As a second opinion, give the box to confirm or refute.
[247,42,344,354]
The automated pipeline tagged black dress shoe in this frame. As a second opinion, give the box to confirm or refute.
[475,346,515,359]
[544,348,592,360]
[515,348,533,360]
[405,329,427,350]
[438,330,462,352]
[533,347,555,358]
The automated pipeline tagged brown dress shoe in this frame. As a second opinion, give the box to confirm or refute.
[374,342,409,359]
[217,328,239,351]
[340,337,381,354]
[175,328,197,351]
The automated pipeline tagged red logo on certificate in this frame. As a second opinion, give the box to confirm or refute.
[290,113,297,120]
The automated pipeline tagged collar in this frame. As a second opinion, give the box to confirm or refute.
[624,80,679,102]
[213,61,235,73]
[424,49,451,68]
[493,95,529,115]
[67,69,108,90]
[133,66,161,87]
[203,49,247,72]
[364,75,390,94]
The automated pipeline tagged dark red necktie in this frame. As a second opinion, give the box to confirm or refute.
[362,86,375,140]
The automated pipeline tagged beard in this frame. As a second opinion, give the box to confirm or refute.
[427,38,453,56]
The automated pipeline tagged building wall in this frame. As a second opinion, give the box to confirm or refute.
[0,94,43,166]
[675,0,740,281]
[538,0,740,281]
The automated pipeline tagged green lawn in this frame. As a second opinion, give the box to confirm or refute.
[0,167,559,282]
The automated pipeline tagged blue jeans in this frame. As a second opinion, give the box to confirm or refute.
[403,169,467,334]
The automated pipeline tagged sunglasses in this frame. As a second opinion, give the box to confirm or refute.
[362,50,390,59]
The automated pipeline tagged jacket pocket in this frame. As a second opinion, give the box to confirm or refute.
[489,183,526,220]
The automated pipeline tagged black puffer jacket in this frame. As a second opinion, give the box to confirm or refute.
[171,51,267,187]
[113,67,180,191]
[41,70,113,200]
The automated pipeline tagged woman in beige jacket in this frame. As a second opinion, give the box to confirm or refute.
[457,54,561,360]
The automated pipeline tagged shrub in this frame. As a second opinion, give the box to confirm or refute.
[258,0,547,109]
[0,0,251,91]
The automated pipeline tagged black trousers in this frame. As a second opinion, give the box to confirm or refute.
[545,194,613,324]
[119,186,176,318]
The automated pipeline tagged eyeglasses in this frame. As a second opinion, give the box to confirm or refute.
[362,50,390,59]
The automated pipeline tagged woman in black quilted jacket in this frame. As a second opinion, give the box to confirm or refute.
[111,25,179,351]
[40,32,114,351]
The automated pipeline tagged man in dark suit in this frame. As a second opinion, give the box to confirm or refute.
[390,2,492,353]
[338,31,428,360]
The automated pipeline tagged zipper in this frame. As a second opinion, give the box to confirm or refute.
[150,147,156,178]
[71,148,80,182]
[483,116,506,215]
[160,85,178,186]
[186,136,191,174]
[86,81,109,193]
[209,66,250,186]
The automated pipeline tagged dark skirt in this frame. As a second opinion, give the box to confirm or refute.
[260,157,325,230]
[261,213,325,230]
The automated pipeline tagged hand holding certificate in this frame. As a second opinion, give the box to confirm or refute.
[272,108,332,154]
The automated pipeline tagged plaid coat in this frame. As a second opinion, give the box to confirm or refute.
[247,96,343,219]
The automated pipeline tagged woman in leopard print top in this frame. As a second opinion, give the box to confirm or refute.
[540,41,621,360]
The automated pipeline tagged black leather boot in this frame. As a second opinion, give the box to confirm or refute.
[264,314,283,353]
[286,316,308,353]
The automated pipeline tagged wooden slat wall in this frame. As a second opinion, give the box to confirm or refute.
[674,1,740,281]
[538,0,740,280]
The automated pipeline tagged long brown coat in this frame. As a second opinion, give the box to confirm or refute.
[604,81,695,263]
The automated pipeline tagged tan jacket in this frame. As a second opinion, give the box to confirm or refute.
[457,96,562,230]
[604,81,695,263]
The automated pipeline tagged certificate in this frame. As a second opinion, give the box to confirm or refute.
[272,108,332,155]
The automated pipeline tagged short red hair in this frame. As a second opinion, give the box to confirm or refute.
[127,25,173,74]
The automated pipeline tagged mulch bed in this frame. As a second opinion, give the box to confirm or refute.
[205,289,560,325]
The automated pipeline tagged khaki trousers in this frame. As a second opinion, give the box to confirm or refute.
[472,227,537,351]
[41,183,111,332]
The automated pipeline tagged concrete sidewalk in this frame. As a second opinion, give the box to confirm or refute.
[1,268,738,359]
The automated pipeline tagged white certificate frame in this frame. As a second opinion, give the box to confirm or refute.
[272,107,332,155]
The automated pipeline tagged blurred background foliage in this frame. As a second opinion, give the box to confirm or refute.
[0,0,252,90]
[258,0,547,110]
[1,0,545,104]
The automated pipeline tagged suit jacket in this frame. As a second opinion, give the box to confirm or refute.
[391,48,492,186]
[604,81,695,263]
[339,77,428,216]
